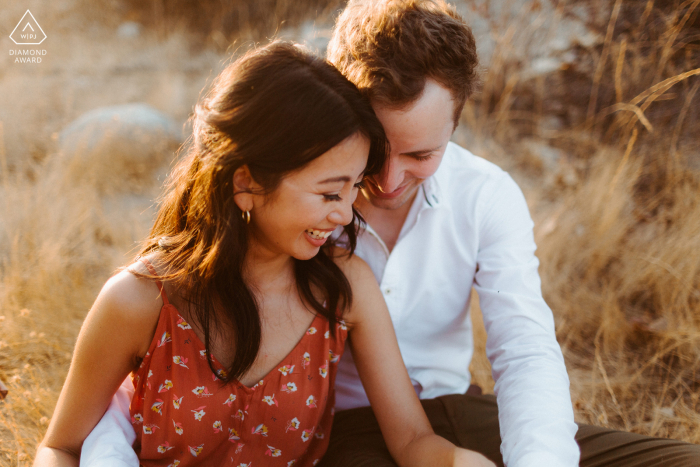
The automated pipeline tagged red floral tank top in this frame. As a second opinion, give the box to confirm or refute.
[129,259,348,466]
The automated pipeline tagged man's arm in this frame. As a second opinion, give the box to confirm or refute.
[79,378,138,467]
[473,173,579,467]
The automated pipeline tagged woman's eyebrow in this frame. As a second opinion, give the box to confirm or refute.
[318,176,352,184]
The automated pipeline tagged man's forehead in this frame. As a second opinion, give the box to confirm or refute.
[372,79,455,149]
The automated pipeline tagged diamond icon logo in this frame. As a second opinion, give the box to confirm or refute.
[9,10,47,45]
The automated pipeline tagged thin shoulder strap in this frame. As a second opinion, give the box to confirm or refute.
[139,257,171,306]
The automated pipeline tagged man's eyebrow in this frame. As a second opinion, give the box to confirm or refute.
[400,145,442,157]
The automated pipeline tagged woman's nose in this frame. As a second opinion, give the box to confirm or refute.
[328,197,355,226]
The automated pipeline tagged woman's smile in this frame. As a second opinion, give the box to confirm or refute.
[304,228,335,247]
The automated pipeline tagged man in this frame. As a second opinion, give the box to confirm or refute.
[319,2,700,466]
[79,1,700,466]
[321,1,578,465]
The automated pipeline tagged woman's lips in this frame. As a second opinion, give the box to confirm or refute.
[304,228,334,247]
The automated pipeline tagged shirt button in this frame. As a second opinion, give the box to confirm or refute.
[384,288,392,295]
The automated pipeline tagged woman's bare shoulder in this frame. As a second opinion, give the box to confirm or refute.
[95,257,164,330]
[328,247,375,286]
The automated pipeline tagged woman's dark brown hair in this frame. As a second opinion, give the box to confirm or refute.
[135,41,387,382]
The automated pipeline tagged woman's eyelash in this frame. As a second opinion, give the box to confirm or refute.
[323,181,365,201]
[323,193,342,201]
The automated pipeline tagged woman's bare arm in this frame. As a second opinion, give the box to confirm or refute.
[340,255,495,467]
[34,267,162,466]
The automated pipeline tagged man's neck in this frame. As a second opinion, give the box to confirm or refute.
[355,189,418,253]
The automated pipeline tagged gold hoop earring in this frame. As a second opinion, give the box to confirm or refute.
[242,210,251,224]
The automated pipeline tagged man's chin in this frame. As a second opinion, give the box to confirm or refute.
[362,184,420,211]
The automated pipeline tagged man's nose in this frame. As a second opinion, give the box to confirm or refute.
[375,155,403,193]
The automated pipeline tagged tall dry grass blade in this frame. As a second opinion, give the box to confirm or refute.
[609,128,638,196]
[621,68,700,134]
[615,38,627,103]
[629,68,700,107]
[594,327,630,430]
[652,0,700,85]
[587,0,623,126]
[476,23,516,138]
[495,74,520,140]
[640,254,696,294]
[637,0,655,34]
[604,104,653,132]
[670,81,700,160]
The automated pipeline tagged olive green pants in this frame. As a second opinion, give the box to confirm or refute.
[319,392,700,466]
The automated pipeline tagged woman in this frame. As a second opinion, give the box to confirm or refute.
[34,42,494,467]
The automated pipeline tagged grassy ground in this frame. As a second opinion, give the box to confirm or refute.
[1,0,699,464]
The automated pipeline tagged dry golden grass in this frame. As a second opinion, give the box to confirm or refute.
[466,0,700,443]
[0,132,163,462]
[0,0,699,464]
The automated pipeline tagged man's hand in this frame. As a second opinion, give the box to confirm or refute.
[453,448,497,467]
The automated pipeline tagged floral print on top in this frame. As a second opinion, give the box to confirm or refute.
[130,259,348,466]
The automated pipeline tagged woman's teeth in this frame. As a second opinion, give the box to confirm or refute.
[306,229,332,240]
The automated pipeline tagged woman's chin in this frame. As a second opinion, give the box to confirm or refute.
[290,241,323,261]
[292,249,322,261]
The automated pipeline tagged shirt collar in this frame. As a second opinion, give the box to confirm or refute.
[420,174,442,208]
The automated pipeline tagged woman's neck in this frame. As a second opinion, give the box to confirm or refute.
[243,238,295,293]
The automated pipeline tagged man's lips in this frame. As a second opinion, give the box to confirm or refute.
[365,180,408,200]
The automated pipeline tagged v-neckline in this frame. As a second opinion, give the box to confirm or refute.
[163,302,324,393]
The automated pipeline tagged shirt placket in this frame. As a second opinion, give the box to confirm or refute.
[364,183,440,327]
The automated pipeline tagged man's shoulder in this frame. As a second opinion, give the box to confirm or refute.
[434,142,512,199]
[429,142,532,234]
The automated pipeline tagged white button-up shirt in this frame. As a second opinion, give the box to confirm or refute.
[336,142,580,467]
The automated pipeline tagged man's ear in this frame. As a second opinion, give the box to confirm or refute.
[233,165,260,213]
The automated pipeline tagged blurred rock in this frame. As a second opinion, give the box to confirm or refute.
[275,2,601,81]
[278,20,333,57]
[539,115,565,132]
[455,0,603,77]
[57,104,183,194]
[522,138,564,173]
[521,138,578,187]
[657,407,676,418]
[529,57,563,76]
[687,150,700,172]
[117,21,142,39]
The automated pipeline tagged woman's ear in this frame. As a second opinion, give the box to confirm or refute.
[233,165,260,212]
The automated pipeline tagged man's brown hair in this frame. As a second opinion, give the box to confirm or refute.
[327,0,479,125]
